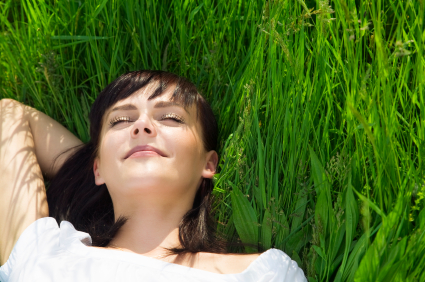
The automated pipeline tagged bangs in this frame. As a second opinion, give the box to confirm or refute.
[112,71,198,110]
[147,74,198,109]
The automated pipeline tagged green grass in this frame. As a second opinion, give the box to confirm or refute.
[1,0,424,280]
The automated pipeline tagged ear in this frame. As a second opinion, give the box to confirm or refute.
[93,158,105,186]
[202,150,218,179]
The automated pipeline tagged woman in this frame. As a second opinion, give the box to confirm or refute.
[0,70,306,281]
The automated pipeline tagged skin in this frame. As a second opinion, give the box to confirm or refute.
[0,89,260,273]
[0,98,82,265]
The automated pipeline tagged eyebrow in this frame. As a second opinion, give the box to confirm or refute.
[110,104,138,112]
[154,101,189,113]
[108,101,189,117]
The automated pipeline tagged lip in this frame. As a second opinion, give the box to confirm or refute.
[124,145,167,159]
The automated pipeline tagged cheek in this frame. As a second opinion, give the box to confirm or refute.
[99,132,126,166]
[167,129,205,165]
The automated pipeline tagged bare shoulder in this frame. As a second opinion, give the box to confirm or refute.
[197,252,262,274]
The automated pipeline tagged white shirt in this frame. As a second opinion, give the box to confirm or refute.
[0,217,307,281]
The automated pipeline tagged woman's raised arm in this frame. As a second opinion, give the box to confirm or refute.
[15,99,83,178]
[0,98,83,265]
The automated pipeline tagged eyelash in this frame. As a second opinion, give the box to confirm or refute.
[109,116,131,126]
[160,113,185,123]
[109,113,185,127]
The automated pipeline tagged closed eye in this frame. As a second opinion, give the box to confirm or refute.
[109,116,132,127]
[160,113,185,124]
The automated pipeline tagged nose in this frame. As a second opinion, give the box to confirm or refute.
[131,116,156,138]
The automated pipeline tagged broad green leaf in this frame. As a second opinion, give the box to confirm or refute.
[290,189,308,234]
[92,0,109,19]
[343,235,367,282]
[255,113,267,208]
[354,196,404,281]
[310,147,332,239]
[309,146,331,194]
[261,209,272,250]
[315,189,329,241]
[337,182,359,279]
[377,237,407,282]
[291,250,303,270]
[312,245,326,260]
[330,224,346,272]
[346,183,359,245]
[285,228,308,254]
[188,3,204,22]
[353,188,386,219]
[231,184,258,252]
[274,208,290,249]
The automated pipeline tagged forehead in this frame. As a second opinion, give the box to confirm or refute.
[112,82,171,106]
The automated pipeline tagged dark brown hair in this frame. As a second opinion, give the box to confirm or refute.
[47,70,226,254]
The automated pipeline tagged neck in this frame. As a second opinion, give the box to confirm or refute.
[108,201,190,256]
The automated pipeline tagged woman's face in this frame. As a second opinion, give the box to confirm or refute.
[93,83,217,209]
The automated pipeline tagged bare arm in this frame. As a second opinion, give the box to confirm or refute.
[23,101,84,178]
[0,98,83,264]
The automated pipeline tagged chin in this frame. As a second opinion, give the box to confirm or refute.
[118,175,178,193]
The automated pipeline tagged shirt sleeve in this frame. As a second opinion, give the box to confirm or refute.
[0,217,59,282]
[269,249,307,282]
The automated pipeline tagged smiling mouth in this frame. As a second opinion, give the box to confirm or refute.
[124,145,167,159]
